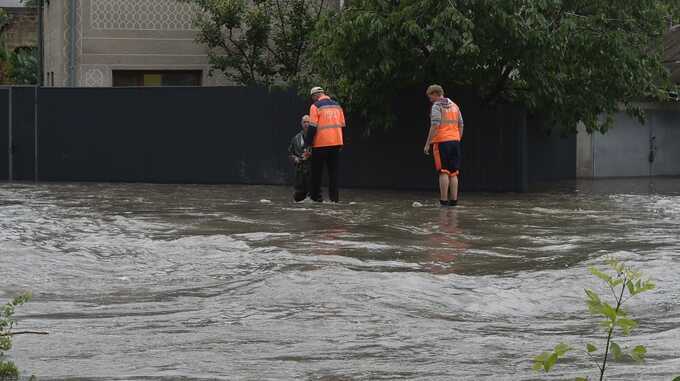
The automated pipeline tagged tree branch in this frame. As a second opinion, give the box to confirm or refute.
[227,28,257,84]
[484,64,513,103]
[274,0,290,44]
[0,330,49,336]
[608,282,619,301]
[600,277,628,381]
[584,350,604,373]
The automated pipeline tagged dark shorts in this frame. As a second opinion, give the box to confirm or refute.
[433,141,461,175]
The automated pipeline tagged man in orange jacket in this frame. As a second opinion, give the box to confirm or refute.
[423,84,464,207]
[305,86,346,203]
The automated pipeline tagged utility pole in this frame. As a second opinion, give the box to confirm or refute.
[68,0,76,86]
[37,0,44,87]
[35,0,44,182]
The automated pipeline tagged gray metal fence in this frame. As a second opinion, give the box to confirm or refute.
[0,86,543,191]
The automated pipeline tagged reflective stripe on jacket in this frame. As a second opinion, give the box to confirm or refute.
[309,95,345,148]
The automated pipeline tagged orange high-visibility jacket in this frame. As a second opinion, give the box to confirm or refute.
[309,95,345,148]
[431,99,462,143]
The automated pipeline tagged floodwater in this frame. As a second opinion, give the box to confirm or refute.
[0,180,679,381]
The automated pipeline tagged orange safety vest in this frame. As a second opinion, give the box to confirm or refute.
[432,102,462,143]
[309,95,345,148]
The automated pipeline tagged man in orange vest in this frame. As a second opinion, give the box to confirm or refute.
[423,84,464,206]
[305,86,346,203]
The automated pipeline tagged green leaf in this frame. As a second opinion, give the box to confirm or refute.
[671,377,680,381]
[640,280,656,293]
[554,342,571,356]
[627,280,636,296]
[630,345,647,362]
[599,319,613,330]
[575,378,588,381]
[585,289,605,315]
[586,343,597,353]
[607,259,624,274]
[601,303,618,321]
[0,336,11,352]
[0,360,19,379]
[611,342,623,361]
[616,318,638,335]
[532,352,549,372]
[545,351,559,372]
[589,266,612,283]
[585,289,601,303]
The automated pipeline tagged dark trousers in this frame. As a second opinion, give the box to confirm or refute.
[293,161,312,202]
[311,146,341,202]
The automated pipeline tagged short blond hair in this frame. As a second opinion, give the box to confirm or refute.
[426,84,444,96]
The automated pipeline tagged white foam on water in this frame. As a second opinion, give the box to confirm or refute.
[165,234,251,252]
[530,207,571,214]
[533,244,580,252]
[222,215,259,224]
[464,249,523,259]
[233,232,293,242]
[316,239,393,251]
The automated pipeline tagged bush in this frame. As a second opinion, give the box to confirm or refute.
[0,293,32,381]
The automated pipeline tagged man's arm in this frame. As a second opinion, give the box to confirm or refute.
[424,125,438,152]
[305,104,319,149]
[288,137,300,164]
[459,110,464,140]
[340,108,347,145]
[305,126,317,149]
[424,103,441,154]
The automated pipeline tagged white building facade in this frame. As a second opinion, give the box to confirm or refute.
[43,0,230,87]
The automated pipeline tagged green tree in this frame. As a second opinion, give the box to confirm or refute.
[9,47,38,85]
[185,0,328,87]
[0,6,39,85]
[0,8,13,84]
[665,0,680,24]
[308,0,678,133]
[0,9,8,27]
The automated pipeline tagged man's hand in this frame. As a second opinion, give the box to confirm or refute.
[303,151,312,160]
[423,144,430,155]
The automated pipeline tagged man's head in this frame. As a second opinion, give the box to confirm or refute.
[310,86,325,101]
[426,84,444,103]
[301,115,310,133]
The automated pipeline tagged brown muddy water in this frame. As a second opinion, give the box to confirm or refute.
[0,180,679,380]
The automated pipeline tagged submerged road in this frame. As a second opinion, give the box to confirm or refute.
[1,180,679,380]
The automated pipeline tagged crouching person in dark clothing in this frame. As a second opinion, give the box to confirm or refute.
[288,115,312,202]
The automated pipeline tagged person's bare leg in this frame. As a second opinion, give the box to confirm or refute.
[449,175,459,201]
[439,173,450,202]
